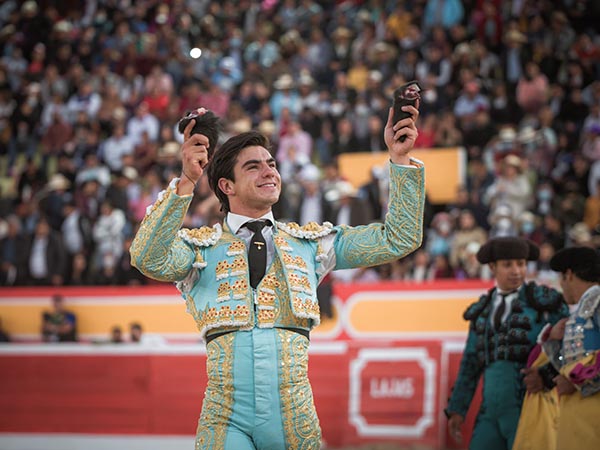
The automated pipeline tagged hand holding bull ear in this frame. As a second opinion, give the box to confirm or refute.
[177,108,221,194]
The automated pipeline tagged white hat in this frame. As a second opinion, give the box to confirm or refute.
[299,164,321,182]
[47,173,71,191]
[274,74,295,90]
[499,127,517,142]
[220,57,236,71]
[122,166,138,181]
[327,181,357,201]
[159,141,180,158]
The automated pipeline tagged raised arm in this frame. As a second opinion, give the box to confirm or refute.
[333,104,425,269]
[130,180,195,282]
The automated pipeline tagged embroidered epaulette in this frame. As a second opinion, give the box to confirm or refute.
[525,281,566,312]
[276,221,335,239]
[577,287,600,320]
[178,224,223,247]
[463,290,493,321]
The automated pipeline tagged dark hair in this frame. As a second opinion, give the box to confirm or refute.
[572,265,600,283]
[177,110,221,159]
[206,131,271,213]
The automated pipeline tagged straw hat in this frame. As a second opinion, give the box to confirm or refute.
[159,141,180,158]
[503,154,523,171]
[274,74,295,90]
[47,173,71,191]
[505,29,527,44]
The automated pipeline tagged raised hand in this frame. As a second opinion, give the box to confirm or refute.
[178,108,210,194]
[384,102,420,166]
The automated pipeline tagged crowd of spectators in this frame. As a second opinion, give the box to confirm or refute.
[0,0,599,287]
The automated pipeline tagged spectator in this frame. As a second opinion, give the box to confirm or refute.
[92,200,126,282]
[0,215,26,286]
[484,155,533,221]
[41,294,77,342]
[110,325,123,343]
[126,101,160,146]
[453,79,490,131]
[276,120,312,180]
[324,181,373,227]
[516,61,549,116]
[61,199,93,285]
[450,210,488,270]
[66,78,101,122]
[423,0,464,32]
[22,217,66,286]
[426,212,455,258]
[99,121,135,172]
[405,249,434,282]
[129,322,143,343]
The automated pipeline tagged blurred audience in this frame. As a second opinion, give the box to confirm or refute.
[0,0,598,288]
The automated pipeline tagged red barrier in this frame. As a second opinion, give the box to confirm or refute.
[0,340,480,449]
[0,282,490,448]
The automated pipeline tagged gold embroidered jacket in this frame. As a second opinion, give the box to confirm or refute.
[130,162,425,339]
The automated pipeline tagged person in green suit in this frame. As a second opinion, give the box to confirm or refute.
[446,237,569,449]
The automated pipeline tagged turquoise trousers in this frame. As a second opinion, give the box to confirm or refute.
[470,361,523,450]
[195,328,321,449]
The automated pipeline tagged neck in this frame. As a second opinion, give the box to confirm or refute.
[230,207,272,219]
[572,282,597,304]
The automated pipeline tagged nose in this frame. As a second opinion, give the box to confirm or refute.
[262,163,279,177]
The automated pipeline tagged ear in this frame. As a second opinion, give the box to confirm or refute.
[218,178,235,196]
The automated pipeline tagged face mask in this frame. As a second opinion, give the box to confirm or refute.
[423,89,437,103]
[438,221,451,234]
[356,104,369,115]
[537,189,552,201]
[330,102,344,116]
[521,222,535,234]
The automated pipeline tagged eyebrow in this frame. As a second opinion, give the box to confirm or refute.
[240,157,276,169]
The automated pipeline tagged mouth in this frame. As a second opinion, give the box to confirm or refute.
[259,182,277,189]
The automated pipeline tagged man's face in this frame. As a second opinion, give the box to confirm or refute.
[558,271,577,304]
[222,146,281,217]
[491,259,527,291]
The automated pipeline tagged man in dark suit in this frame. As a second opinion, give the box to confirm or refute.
[325,180,374,227]
[21,217,66,286]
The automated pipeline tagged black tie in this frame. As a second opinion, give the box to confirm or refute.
[493,292,513,330]
[244,220,268,288]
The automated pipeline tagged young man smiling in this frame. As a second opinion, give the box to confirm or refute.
[131,104,425,449]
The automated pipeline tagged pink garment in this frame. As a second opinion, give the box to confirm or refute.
[569,352,600,385]
[516,75,549,114]
[277,130,313,164]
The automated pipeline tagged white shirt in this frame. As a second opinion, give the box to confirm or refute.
[62,211,83,254]
[29,237,48,279]
[490,288,520,329]
[299,195,322,225]
[226,211,337,283]
[228,211,277,268]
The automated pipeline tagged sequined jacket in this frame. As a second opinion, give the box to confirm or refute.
[447,282,568,417]
[543,285,600,397]
[130,162,425,339]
